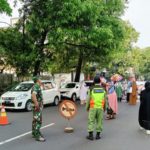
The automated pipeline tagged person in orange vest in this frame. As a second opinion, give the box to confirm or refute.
[86,76,107,140]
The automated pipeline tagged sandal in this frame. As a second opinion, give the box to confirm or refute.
[105,116,112,120]
[111,114,116,119]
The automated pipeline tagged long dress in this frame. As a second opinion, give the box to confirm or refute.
[115,82,123,102]
[80,83,87,101]
[129,81,137,105]
[107,85,118,114]
[139,89,150,130]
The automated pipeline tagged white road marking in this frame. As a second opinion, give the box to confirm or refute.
[0,123,55,146]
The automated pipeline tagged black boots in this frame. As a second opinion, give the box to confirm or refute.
[86,132,94,140]
[86,132,101,140]
[95,132,101,140]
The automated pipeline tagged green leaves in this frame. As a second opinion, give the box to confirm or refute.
[0,0,137,79]
[0,0,12,15]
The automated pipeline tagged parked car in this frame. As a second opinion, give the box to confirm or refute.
[59,82,80,101]
[0,80,60,111]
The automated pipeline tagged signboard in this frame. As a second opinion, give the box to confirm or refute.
[59,100,77,120]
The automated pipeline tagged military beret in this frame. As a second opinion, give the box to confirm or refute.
[32,76,40,83]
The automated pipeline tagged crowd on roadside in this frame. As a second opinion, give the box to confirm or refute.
[79,75,150,137]
[29,74,150,142]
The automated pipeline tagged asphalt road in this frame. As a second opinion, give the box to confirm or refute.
[0,101,150,150]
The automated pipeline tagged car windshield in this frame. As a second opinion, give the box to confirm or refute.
[63,83,76,88]
[10,83,34,91]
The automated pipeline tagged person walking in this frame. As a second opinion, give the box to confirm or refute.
[126,78,132,103]
[122,80,127,101]
[86,76,107,140]
[138,81,150,134]
[31,76,46,142]
[115,81,123,102]
[106,81,118,119]
[80,81,88,105]
[129,77,137,105]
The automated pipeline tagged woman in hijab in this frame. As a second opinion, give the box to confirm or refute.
[80,81,88,105]
[129,77,138,105]
[106,81,118,119]
[138,81,150,134]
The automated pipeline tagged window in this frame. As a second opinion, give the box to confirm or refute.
[43,82,53,90]
[10,83,33,92]
[65,83,76,88]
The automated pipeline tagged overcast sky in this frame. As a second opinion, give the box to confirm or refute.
[123,0,150,48]
[0,0,150,48]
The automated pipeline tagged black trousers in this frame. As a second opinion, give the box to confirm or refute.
[118,97,122,102]
[127,93,130,102]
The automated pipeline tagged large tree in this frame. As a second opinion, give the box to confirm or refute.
[0,27,34,77]
[47,0,130,81]
[99,21,139,75]
[139,48,150,80]
[0,0,138,80]
[0,0,12,73]
[17,0,54,76]
[0,0,12,15]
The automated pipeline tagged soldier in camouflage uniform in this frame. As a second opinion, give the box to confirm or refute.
[31,77,46,142]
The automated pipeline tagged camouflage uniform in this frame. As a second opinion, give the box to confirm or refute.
[31,83,43,139]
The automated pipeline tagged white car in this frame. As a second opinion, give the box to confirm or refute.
[59,82,80,101]
[0,80,60,111]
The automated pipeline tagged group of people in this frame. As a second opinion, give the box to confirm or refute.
[31,75,150,142]
[80,78,119,121]
[81,75,150,140]
[80,76,119,140]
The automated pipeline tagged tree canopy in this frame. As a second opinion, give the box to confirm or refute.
[0,0,145,81]
[0,0,12,15]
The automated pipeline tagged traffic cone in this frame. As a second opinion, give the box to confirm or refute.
[0,105,10,125]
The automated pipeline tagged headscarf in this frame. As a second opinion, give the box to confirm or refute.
[145,81,150,91]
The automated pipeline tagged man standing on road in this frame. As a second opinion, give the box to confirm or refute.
[31,76,46,142]
[86,76,107,140]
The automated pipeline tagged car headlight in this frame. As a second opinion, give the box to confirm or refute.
[15,94,28,100]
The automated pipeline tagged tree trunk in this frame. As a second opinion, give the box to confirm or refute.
[33,60,41,76]
[33,30,48,76]
[0,67,5,74]
[74,50,83,82]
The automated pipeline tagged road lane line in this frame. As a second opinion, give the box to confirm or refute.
[0,123,55,146]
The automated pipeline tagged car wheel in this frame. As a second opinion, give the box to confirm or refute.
[72,93,77,102]
[53,96,59,106]
[26,100,32,111]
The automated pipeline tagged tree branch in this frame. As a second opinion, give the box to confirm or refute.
[63,41,99,50]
